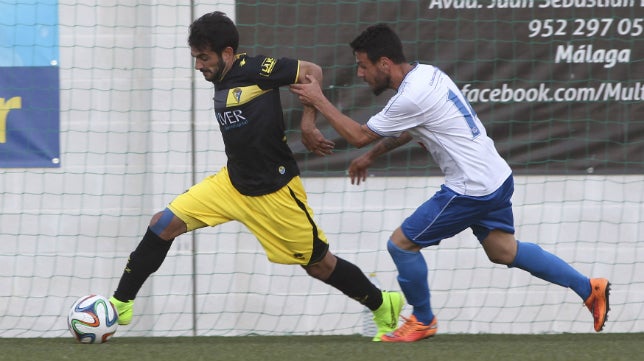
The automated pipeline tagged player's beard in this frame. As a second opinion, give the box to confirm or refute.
[203,58,227,83]
[370,72,391,96]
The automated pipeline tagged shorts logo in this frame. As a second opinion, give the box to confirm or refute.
[278,165,286,174]
[293,253,305,260]
[260,57,277,77]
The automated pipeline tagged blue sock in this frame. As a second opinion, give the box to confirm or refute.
[510,240,591,300]
[387,239,434,324]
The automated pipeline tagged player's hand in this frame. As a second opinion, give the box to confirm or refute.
[348,153,373,185]
[301,126,334,156]
[290,75,324,107]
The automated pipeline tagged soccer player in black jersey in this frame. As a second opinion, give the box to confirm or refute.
[109,11,403,341]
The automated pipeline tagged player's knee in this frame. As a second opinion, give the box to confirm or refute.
[487,252,513,265]
[483,232,517,265]
[303,263,327,280]
[303,252,335,281]
[389,227,420,251]
[149,208,184,240]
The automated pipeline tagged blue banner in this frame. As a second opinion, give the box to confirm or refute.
[0,0,60,168]
[0,0,59,67]
[0,67,60,167]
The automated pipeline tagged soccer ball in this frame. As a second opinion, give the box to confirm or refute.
[67,294,119,344]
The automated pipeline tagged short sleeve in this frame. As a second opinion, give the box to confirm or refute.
[366,93,423,137]
[243,55,299,90]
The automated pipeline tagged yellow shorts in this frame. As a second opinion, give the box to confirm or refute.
[167,167,328,265]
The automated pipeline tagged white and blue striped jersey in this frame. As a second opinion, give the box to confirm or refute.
[366,63,512,196]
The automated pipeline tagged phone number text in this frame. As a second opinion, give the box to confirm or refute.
[528,18,643,37]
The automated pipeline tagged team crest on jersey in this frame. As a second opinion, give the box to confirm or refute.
[260,57,277,77]
[233,88,243,103]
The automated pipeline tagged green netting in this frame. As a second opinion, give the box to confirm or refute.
[0,1,642,338]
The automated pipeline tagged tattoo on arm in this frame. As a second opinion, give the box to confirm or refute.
[371,132,412,157]
[382,137,405,151]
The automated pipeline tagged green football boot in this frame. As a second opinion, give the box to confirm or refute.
[371,291,404,342]
[109,296,134,325]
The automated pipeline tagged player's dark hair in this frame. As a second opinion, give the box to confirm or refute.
[350,23,406,64]
[188,11,239,54]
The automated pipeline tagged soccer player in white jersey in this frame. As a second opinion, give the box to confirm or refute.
[290,23,610,342]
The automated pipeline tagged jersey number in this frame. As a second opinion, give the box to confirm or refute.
[448,89,480,139]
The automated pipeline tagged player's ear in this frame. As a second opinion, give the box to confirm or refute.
[379,57,390,71]
[221,46,235,62]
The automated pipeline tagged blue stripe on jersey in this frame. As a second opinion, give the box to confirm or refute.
[448,89,481,139]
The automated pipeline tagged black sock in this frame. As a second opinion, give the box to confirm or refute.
[113,227,174,301]
[324,257,383,311]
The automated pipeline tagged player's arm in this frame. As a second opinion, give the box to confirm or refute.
[290,75,378,148]
[348,132,413,185]
[296,60,323,85]
[296,61,334,156]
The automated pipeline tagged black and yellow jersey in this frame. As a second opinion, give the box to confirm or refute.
[213,53,301,196]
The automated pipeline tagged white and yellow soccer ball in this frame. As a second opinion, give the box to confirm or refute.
[67,294,119,344]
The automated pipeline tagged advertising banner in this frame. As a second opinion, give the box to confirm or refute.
[0,0,60,168]
[238,1,643,175]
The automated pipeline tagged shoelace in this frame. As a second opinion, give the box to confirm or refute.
[585,296,597,316]
[393,316,427,336]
